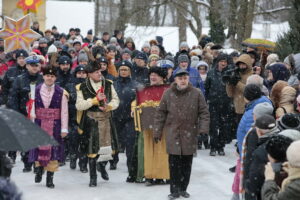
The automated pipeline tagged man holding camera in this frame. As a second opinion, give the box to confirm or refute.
[226,54,253,123]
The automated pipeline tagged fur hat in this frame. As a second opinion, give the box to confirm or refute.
[121,48,132,56]
[253,102,274,118]
[119,60,132,70]
[266,135,293,162]
[277,113,300,131]
[42,66,57,76]
[74,64,86,75]
[85,61,100,73]
[58,55,72,65]
[287,140,300,167]
[149,66,167,79]
[244,84,262,102]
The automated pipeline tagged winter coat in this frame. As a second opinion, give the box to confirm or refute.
[113,77,139,121]
[131,63,149,85]
[242,128,259,189]
[288,74,299,88]
[245,129,280,200]
[270,81,289,108]
[275,86,296,118]
[261,168,300,200]
[226,58,253,114]
[237,96,272,156]
[154,83,210,155]
[0,65,27,105]
[173,66,202,89]
[205,66,232,105]
[7,72,43,116]
[56,68,76,89]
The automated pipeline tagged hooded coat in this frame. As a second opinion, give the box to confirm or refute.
[275,86,297,118]
[226,54,254,114]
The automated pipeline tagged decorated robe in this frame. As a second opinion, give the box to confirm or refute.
[29,83,69,167]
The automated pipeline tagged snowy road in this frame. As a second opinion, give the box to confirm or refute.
[11,143,236,200]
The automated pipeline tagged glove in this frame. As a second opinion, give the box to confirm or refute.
[228,76,240,86]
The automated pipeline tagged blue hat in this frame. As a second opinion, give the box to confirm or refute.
[174,68,189,77]
[25,55,40,64]
[158,59,174,68]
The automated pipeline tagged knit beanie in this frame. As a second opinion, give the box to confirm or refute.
[253,102,274,118]
[178,54,189,63]
[277,113,300,131]
[244,84,262,102]
[279,129,300,141]
[266,135,293,162]
[287,140,300,167]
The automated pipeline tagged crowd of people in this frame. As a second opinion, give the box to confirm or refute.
[0,21,300,200]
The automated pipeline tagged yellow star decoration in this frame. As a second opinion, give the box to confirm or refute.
[17,0,43,15]
[0,15,41,53]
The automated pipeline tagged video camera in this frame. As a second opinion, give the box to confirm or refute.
[222,67,241,85]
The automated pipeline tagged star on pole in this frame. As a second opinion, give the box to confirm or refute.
[17,0,43,14]
[0,15,41,53]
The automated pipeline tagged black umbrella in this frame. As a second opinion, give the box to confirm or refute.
[0,108,58,152]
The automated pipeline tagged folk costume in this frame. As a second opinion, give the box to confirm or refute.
[75,63,119,187]
[29,67,69,188]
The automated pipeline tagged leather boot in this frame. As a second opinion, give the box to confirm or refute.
[79,156,88,173]
[35,166,44,183]
[97,161,109,181]
[70,154,77,170]
[46,171,55,188]
[89,157,97,187]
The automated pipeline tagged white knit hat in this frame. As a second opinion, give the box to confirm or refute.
[279,129,300,141]
[287,140,300,167]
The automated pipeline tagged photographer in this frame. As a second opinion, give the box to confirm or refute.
[262,140,300,200]
[225,54,253,120]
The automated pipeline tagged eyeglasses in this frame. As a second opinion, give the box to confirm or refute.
[29,63,39,67]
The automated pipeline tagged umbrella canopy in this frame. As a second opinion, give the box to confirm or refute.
[0,108,58,152]
[242,38,276,52]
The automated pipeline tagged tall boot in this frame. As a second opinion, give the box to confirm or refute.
[46,171,55,188]
[70,154,77,170]
[79,156,88,173]
[89,157,97,187]
[35,166,44,183]
[97,161,109,181]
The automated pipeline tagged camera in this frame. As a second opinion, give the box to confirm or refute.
[271,162,282,173]
[222,67,241,85]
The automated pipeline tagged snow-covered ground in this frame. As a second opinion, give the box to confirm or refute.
[11,143,236,200]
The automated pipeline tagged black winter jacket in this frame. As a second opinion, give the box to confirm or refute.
[204,66,232,105]
[113,77,138,121]
[7,72,43,116]
[0,65,27,105]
